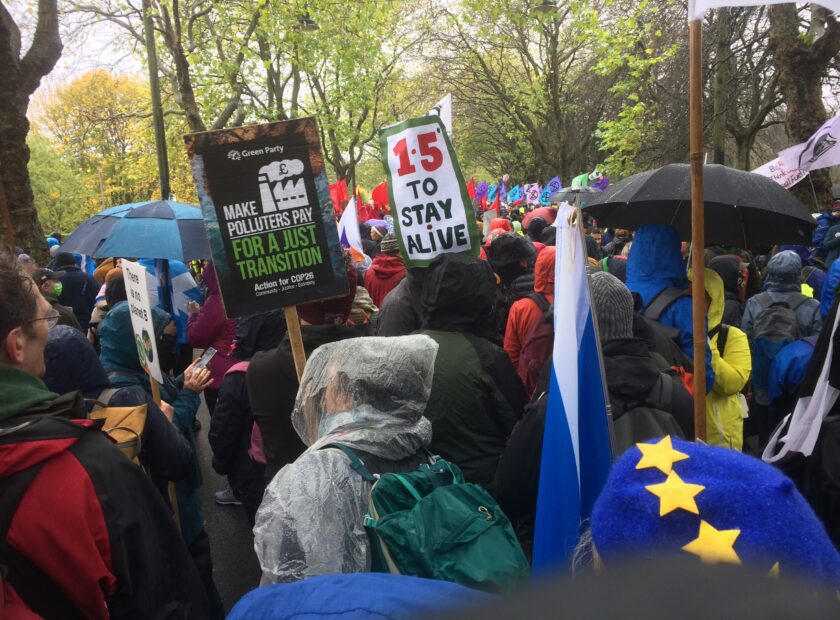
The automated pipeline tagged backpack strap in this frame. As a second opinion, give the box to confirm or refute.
[657,374,674,411]
[755,292,774,310]
[322,443,376,482]
[0,463,86,619]
[225,361,251,376]
[527,292,550,313]
[717,324,730,357]
[644,287,690,322]
[785,293,810,311]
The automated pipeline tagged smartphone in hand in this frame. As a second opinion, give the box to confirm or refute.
[194,347,217,370]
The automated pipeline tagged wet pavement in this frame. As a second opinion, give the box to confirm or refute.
[194,400,262,613]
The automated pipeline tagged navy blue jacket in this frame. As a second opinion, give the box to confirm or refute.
[58,266,99,331]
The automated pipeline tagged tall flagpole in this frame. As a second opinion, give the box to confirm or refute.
[689,16,707,441]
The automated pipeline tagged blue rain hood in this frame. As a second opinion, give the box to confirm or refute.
[626,225,688,306]
[765,250,802,294]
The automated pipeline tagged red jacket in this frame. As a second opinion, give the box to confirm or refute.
[504,247,556,368]
[364,254,407,308]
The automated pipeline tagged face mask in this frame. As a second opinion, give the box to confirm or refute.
[52,282,63,297]
[157,333,179,375]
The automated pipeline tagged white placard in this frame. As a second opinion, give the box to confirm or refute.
[122,260,163,383]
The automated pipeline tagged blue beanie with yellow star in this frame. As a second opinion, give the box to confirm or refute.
[591,436,840,588]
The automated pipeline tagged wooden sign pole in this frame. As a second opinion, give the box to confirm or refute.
[284,306,308,382]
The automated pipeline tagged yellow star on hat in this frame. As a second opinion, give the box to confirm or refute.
[635,436,689,474]
[682,520,741,565]
[645,471,705,516]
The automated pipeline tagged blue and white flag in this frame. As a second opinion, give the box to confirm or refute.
[337,197,365,257]
[532,203,614,574]
[139,259,202,346]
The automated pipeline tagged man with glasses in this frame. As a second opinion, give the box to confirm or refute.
[0,248,209,618]
[31,267,81,331]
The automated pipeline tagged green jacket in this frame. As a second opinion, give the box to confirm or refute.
[419,330,526,490]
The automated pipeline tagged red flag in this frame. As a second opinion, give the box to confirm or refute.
[489,191,501,213]
[329,179,350,216]
[371,181,389,214]
[467,177,476,200]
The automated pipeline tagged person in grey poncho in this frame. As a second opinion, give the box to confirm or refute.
[253,335,438,584]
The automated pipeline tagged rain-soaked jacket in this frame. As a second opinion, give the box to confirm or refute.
[626,225,715,391]
[703,269,751,450]
[504,247,555,368]
[253,335,438,584]
[187,263,236,389]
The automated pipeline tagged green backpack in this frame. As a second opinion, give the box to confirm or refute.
[325,444,530,593]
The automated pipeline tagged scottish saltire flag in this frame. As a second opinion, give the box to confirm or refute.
[689,0,840,21]
[338,197,365,259]
[547,176,563,194]
[533,203,614,573]
[139,259,201,345]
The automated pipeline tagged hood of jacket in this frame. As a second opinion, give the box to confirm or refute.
[99,301,172,377]
[421,254,497,334]
[292,335,437,459]
[626,225,687,305]
[368,254,406,280]
[0,365,59,421]
[601,338,663,410]
[490,218,512,233]
[709,255,742,295]
[43,325,110,398]
[701,268,725,331]
[534,246,556,295]
[765,250,802,293]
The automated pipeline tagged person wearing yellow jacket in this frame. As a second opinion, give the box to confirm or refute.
[703,268,752,450]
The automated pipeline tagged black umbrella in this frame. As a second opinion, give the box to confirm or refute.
[581,164,815,248]
[549,186,600,205]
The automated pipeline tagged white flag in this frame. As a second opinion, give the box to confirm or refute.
[751,157,807,189]
[337,197,365,258]
[689,0,840,21]
[778,112,840,174]
[428,94,453,138]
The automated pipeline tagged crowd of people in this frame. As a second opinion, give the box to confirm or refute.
[4,197,840,617]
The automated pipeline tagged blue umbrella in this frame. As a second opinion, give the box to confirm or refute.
[61,200,209,262]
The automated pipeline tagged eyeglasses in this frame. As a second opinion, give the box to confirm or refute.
[25,308,60,330]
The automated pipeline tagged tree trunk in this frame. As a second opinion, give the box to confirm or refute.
[0,1,62,262]
[769,5,840,210]
[732,133,754,171]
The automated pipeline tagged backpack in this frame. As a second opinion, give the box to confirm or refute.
[224,361,266,464]
[90,388,148,465]
[325,443,530,593]
[751,292,808,390]
[637,287,695,395]
[517,293,554,396]
[612,374,685,453]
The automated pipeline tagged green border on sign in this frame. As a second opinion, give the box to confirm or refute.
[379,116,480,268]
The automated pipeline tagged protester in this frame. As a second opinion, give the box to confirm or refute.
[377,267,426,337]
[701,268,752,451]
[88,268,126,351]
[768,336,818,426]
[187,261,237,416]
[419,254,526,489]
[709,254,746,327]
[30,267,81,330]
[741,250,822,445]
[254,335,438,584]
[0,247,208,618]
[363,233,406,307]
[54,251,98,331]
[812,201,840,255]
[704,245,763,299]
[588,436,840,591]
[603,228,631,256]
[820,257,840,318]
[348,278,379,335]
[526,216,548,243]
[801,265,826,299]
[504,246,555,371]
[247,263,359,481]
[98,300,224,618]
[92,257,120,285]
[596,255,627,282]
[626,224,715,392]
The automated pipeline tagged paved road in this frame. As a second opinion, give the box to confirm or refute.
[194,399,262,613]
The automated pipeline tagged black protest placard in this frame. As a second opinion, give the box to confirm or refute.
[185,118,347,317]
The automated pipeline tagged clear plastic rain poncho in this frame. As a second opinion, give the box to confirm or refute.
[253,335,438,584]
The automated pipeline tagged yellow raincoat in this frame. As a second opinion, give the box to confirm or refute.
[704,269,752,450]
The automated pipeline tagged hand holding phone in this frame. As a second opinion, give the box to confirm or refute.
[194,347,217,371]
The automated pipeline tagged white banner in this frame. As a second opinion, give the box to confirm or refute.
[428,94,453,138]
[689,0,840,21]
[122,260,164,384]
[778,112,840,174]
[751,157,807,189]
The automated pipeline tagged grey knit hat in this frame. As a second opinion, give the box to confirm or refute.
[590,271,633,343]
[380,233,400,255]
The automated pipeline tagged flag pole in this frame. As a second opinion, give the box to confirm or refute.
[689,16,707,441]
